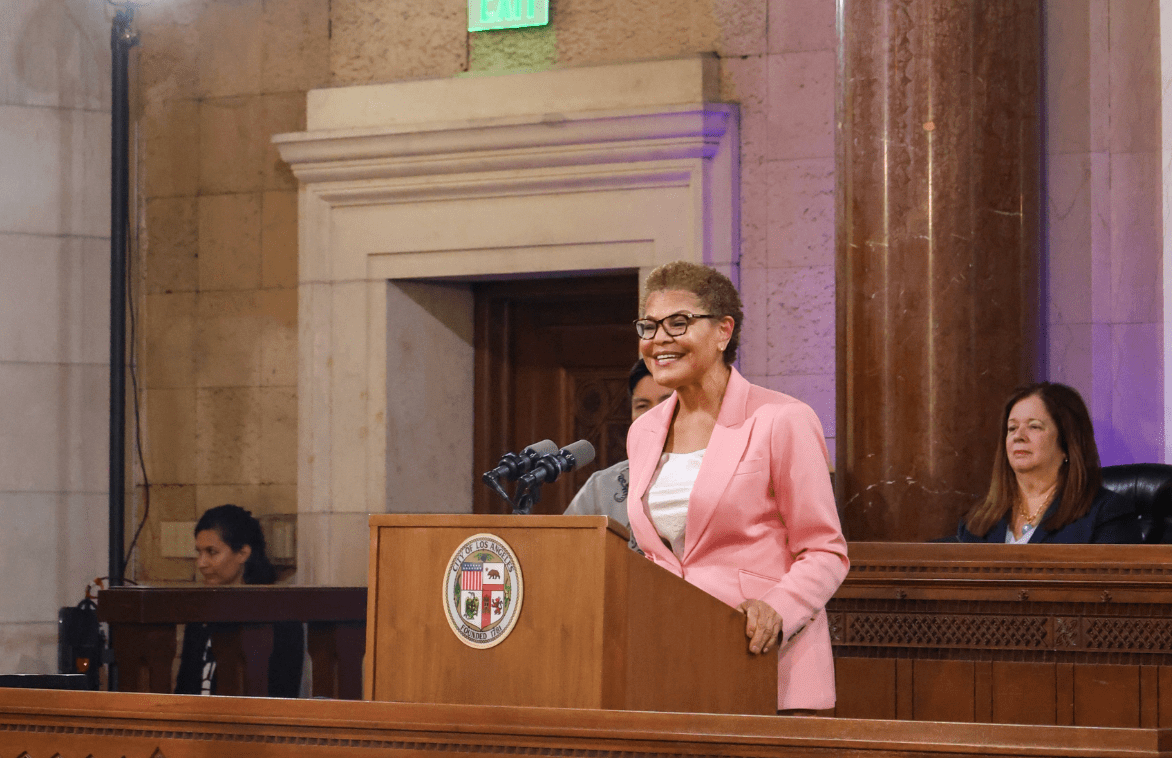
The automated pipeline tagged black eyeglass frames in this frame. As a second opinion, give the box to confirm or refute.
[633,312,718,340]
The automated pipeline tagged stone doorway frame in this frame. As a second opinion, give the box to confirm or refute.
[275,56,739,584]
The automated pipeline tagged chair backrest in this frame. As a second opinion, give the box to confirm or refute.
[1101,463,1172,544]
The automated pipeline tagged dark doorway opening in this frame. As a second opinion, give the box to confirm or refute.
[473,273,641,514]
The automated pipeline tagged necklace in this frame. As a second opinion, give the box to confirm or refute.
[1016,498,1047,525]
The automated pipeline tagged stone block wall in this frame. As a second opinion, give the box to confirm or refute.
[132,0,327,580]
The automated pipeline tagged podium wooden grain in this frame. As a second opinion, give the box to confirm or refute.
[365,514,776,714]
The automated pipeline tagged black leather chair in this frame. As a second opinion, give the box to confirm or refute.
[1101,463,1172,544]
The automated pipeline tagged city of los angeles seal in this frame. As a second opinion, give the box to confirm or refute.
[442,533,524,649]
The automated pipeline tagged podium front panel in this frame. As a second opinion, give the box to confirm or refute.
[368,515,610,708]
[366,514,775,714]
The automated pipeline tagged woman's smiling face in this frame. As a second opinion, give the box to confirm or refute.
[638,289,730,390]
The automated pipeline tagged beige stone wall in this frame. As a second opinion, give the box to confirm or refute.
[131,0,837,581]
[132,0,327,580]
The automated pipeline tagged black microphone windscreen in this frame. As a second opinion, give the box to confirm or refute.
[562,439,596,470]
[523,439,559,456]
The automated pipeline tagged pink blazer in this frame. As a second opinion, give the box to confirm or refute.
[626,367,849,710]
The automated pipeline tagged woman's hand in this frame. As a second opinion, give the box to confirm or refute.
[736,599,782,654]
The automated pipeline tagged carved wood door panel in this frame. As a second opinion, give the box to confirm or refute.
[473,274,640,514]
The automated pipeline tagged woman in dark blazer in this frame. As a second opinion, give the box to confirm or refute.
[958,382,1140,544]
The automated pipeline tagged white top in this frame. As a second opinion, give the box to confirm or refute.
[1005,522,1036,544]
[646,449,705,558]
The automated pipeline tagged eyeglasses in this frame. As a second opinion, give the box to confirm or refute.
[634,312,718,340]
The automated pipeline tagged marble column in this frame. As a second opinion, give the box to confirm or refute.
[837,1,1043,541]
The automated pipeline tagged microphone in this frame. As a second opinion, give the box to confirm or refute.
[519,440,596,489]
[482,439,559,483]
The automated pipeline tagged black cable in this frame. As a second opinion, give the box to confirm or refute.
[122,118,149,576]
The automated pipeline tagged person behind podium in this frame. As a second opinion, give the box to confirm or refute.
[625,261,849,712]
[563,359,673,527]
[175,504,304,697]
[957,382,1141,544]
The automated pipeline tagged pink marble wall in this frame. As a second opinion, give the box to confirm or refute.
[1045,0,1164,464]
[732,0,837,459]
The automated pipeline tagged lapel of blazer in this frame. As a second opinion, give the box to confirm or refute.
[1028,500,1061,543]
[681,367,755,563]
[627,394,678,567]
[988,518,1009,543]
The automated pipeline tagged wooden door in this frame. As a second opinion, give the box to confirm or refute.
[473,274,640,514]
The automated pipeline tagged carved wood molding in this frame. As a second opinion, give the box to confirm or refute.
[837,544,1172,605]
[830,606,1172,663]
[0,721,718,757]
[830,546,1172,664]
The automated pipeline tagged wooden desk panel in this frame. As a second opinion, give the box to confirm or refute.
[98,586,366,698]
[0,689,1169,758]
[829,543,1172,726]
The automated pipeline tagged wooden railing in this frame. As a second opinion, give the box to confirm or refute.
[827,543,1172,726]
[0,688,1167,758]
[97,586,366,699]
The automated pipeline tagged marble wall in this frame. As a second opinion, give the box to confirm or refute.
[729,0,838,462]
[0,0,110,673]
[1045,0,1165,465]
[1164,0,1172,465]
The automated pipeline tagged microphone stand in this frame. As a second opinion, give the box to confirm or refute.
[511,479,544,515]
[480,468,543,514]
[481,470,513,507]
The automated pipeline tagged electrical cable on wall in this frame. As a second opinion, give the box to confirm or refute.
[123,117,150,578]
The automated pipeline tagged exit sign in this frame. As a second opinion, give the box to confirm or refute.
[468,0,548,31]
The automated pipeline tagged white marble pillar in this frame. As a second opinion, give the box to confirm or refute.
[0,0,111,672]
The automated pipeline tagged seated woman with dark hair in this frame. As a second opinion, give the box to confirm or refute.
[175,504,304,696]
[958,382,1141,544]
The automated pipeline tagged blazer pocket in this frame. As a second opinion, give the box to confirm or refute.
[738,568,781,601]
[733,456,765,477]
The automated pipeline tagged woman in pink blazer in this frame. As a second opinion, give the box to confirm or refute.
[626,262,849,712]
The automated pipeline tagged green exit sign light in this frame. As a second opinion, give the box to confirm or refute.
[469,0,548,31]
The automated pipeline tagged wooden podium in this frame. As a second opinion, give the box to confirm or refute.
[365,514,776,714]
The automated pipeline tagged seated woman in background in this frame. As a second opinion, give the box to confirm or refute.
[958,382,1141,544]
[174,504,304,697]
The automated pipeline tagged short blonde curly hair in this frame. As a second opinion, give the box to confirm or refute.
[641,261,743,365]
